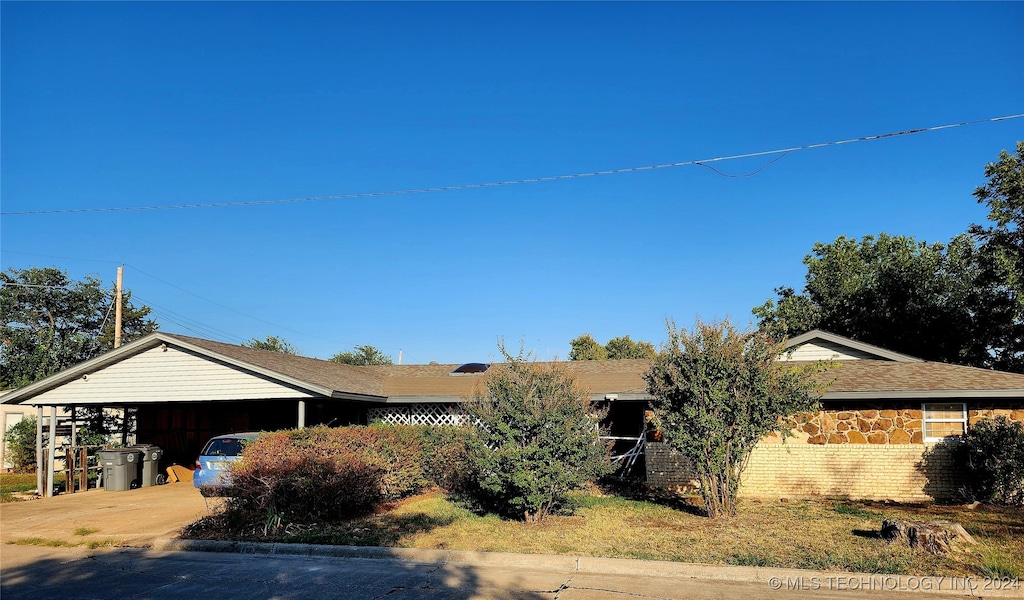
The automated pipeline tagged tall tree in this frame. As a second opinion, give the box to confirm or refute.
[1,267,158,389]
[645,319,828,518]
[754,144,1024,372]
[605,335,657,359]
[569,333,656,360]
[568,334,607,360]
[329,345,392,365]
[243,335,299,355]
[971,142,1024,297]
[970,142,1024,372]
[753,233,1016,370]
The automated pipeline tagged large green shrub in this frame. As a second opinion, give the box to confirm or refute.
[463,346,611,523]
[956,416,1024,505]
[223,424,473,529]
[3,417,36,473]
[645,319,829,518]
[416,425,473,492]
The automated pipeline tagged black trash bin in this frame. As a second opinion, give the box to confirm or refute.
[130,445,164,487]
[97,449,142,491]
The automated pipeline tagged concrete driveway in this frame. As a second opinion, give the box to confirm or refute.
[0,482,208,547]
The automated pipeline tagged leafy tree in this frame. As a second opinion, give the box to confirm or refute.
[329,345,392,365]
[645,319,828,518]
[243,335,298,355]
[970,142,1024,372]
[605,335,656,359]
[1,267,158,389]
[568,333,607,360]
[463,344,611,523]
[971,142,1024,298]
[569,334,656,360]
[3,416,37,473]
[752,233,1018,370]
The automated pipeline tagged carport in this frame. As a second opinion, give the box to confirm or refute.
[0,333,388,496]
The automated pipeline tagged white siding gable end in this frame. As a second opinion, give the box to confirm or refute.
[29,345,318,405]
[779,340,879,362]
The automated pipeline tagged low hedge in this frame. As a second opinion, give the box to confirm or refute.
[223,424,471,528]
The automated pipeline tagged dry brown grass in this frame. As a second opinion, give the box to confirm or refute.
[184,489,1024,577]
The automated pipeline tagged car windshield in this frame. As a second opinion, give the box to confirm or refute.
[201,437,248,457]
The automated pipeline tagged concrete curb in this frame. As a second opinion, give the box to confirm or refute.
[149,537,1022,597]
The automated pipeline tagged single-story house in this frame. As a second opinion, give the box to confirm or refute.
[3,329,1022,501]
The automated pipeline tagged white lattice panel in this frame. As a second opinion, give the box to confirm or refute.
[368,404,470,426]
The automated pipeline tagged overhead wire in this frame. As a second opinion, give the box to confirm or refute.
[130,293,249,345]
[2,113,1020,216]
[124,263,352,347]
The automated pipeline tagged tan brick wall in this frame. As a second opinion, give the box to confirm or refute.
[738,442,958,501]
[645,441,960,502]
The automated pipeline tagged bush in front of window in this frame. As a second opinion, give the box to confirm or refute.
[956,416,1024,505]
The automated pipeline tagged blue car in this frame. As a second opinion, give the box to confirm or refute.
[193,432,259,491]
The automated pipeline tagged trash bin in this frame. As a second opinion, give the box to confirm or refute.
[97,449,142,492]
[130,444,164,487]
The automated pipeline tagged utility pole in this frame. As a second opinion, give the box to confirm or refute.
[114,265,124,348]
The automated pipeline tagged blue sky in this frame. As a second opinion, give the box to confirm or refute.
[2,2,1022,363]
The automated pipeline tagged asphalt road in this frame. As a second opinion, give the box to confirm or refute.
[1,545,994,600]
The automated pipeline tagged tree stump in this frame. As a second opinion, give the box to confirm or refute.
[881,519,978,554]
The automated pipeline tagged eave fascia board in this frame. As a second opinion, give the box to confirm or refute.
[330,391,389,403]
[784,330,923,363]
[823,389,1024,400]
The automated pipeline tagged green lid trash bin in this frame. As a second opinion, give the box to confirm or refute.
[97,449,142,492]
[129,444,164,487]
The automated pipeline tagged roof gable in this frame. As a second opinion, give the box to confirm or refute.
[781,330,922,363]
[1,332,385,406]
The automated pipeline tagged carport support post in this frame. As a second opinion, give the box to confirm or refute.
[47,406,57,498]
[298,400,306,429]
[35,406,43,495]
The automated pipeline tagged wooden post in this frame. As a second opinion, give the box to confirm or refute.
[114,265,124,349]
[79,447,88,492]
[41,448,48,496]
[297,400,306,429]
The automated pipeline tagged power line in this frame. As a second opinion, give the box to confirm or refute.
[3,113,1020,216]
[124,263,351,347]
[131,293,249,345]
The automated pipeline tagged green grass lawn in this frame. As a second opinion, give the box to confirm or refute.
[0,472,37,502]
[182,488,1024,578]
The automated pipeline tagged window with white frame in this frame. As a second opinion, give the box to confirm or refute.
[922,402,967,442]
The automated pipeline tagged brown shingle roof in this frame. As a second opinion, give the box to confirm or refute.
[162,334,385,396]
[367,359,652,397]
[165,335,1024,400]
[805,360,1024,395]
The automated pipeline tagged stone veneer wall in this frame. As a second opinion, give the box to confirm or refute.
[646,441,959,501]
[764,407,1024,445]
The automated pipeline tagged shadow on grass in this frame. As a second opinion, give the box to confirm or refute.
[183,508,460,547]
[597,479,708,517]
[852,529,882,539]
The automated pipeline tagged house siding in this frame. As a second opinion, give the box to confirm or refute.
[28,346,316,405]
[780,340,879,362]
